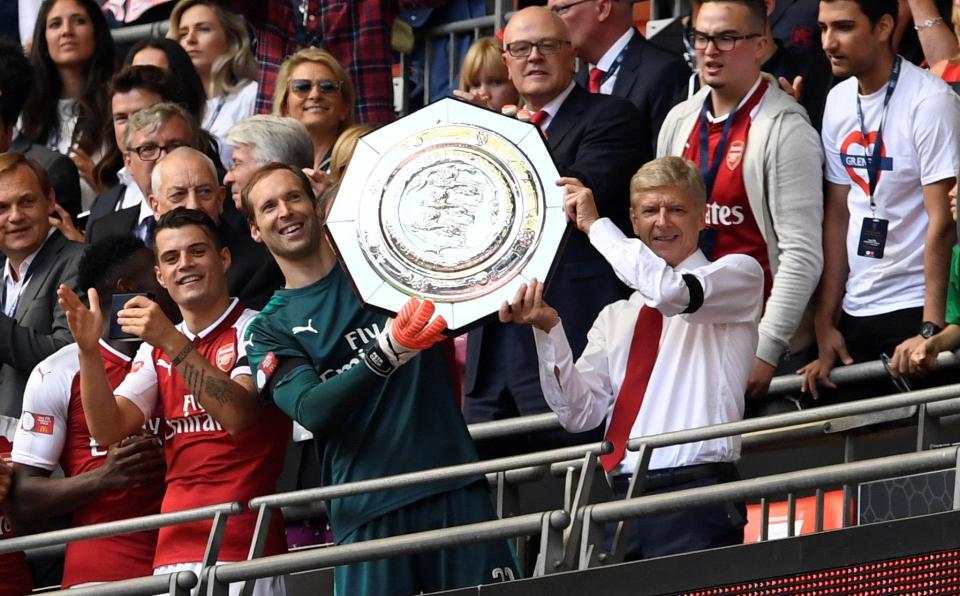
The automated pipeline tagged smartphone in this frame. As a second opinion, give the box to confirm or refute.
[109,292,154,341]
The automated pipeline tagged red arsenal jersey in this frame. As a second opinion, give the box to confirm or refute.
[0,435,33,596]
[684,78,773,300]
[11,341,163,588]
[115,299,290,567]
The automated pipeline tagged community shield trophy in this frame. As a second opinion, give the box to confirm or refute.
[327,97,567,333]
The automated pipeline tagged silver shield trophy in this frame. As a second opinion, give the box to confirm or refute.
[327,97,567,333]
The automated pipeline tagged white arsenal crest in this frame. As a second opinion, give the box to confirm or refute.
[215,344,236,372]
[726,140,745,171]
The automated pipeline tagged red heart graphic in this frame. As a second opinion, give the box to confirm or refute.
[840,130,885,196]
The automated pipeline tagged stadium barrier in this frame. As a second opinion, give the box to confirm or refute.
[46,571,197,596]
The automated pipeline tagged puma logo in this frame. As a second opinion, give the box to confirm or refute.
[292,319,318,335]
[156,359,173,374]
[242,335,254,350]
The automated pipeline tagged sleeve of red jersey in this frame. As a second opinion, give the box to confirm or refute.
[11,348,74,471]
[113,341,160,425]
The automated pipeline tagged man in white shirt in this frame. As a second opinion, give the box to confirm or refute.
[501,156,764,559]
[547,0,687,157]
[802,0,960,399]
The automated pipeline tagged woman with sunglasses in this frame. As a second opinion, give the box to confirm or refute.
[167,0,258,165]
[20,0,115,210]
[273,48,355,172]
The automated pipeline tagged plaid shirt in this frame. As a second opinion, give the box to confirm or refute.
[227,0,441,126]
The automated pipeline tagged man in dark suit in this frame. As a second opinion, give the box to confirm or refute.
[463,6,644,452]
[0,39,82,222]
[549,0,687,159]
[0,153,84,420]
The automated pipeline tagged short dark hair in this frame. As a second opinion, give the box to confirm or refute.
[0,38,33,127]
[0,152,52,197]
[109,65,174,102]
[820,0,898,25]
[154,207,223,250]
[700,0,767,32]
[78,236,150,305]
[240,162,318,222]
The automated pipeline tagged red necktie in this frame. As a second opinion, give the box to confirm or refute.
[588,67,606,94]
[529,109,548,131]
[599,305,664,473]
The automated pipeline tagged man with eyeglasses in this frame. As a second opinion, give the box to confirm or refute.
[657,0,824,414]
[547,0,687,158]
[85,102,200,246]
[463,6,645,452]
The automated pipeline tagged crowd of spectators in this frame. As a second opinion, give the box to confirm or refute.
[1,0,960,594]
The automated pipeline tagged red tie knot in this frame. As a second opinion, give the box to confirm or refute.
[588,67,606,94]
[529,109,548,129]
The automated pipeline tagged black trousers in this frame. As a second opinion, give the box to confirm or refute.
[606,462,746,561]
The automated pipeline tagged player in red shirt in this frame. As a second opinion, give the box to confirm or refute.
[0,435,32,596]
[59,208,289,595]
[7,237,169,589]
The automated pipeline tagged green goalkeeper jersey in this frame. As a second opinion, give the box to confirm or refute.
[245,264,480,543]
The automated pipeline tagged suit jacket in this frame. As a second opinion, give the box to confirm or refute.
[85,203,140,245]
[575,29,687,159]
[10,136,83,222]
[464,85,645,396]
[0,231,85,418]
[220,220,284,311]
[86,183,128,231]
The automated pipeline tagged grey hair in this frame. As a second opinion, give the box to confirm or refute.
[630,156,707,207]
[225,115,314,169]
[150,146,218,195]
[124,101,197,151]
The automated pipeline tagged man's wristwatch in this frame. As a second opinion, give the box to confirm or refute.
[915,17,944,31]
[921,321,943,339]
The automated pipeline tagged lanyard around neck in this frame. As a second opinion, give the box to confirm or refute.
[856,55,902,212]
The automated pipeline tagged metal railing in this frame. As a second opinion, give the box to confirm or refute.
[576,446,960,569]
[206,510,571,596]
[46,571,197,596]
[109,21,169,45]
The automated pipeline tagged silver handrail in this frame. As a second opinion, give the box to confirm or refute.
[45,571,197,596]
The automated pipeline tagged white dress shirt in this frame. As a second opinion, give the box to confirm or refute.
[590,28,635,95]
[116,167,153,225]
[2,229,55,317]
[535,81,577,132]
[532,218,764,473]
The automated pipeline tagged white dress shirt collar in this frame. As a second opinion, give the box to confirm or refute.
[3,228,55,317]
[537,80,577,131]
[593,27,635,72]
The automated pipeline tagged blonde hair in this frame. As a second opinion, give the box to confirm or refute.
[630,157,707,207]
[168,0,258,96]
[458,36,508,92]
[272,47,356,135]
[329,124,373,182]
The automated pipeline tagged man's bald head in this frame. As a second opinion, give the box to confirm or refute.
[149,147,225,223]
[501,7,577,110]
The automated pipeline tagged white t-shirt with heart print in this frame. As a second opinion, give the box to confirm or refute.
[823,57,960,317]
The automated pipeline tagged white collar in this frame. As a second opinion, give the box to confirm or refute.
[705,75,763,124]
[594,28,635,72]
[179,297,240,341]
[539,80,577,120]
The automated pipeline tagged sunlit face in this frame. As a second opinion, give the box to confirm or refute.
[223,143,258,211]
[693,2,765,92]
[283,61,350,136]
[177,4,229,78]
[131,47,170,71]
[45,0,96,69]
[0,166,55,265]
[150,151,225,223]
[467,69,520,111]
[124,115,195,196]
[818,0,891,80]
[629,185,705,267]
[154,223,230,311]
[247,169,323,262]
[111,89,162,152]
[501,8,577,109]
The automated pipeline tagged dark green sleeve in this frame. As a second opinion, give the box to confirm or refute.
[947,245,960,326]
[271,361,383,440]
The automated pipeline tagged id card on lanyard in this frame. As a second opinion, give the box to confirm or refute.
[856,56,901,259]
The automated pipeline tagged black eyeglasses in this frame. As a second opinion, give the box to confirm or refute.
[549,0,594,16]
[504,38,571,58]
[128,141,188,162]
[688,31,760,51]
[289,78,343,96]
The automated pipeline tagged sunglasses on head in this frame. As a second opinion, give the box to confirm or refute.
[289,78,343,96]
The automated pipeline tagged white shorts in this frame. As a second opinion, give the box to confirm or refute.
[154,562,286,596]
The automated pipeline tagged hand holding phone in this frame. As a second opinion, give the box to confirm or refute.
[109,292,154,341]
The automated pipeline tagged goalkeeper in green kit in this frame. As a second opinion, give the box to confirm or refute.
[240,163,518,595]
